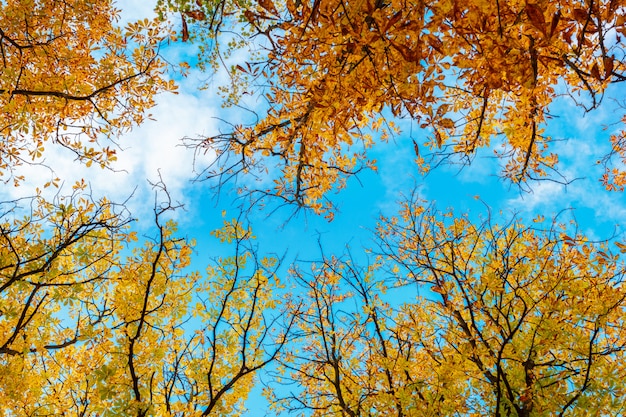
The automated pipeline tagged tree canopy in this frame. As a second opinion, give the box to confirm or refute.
[263,199,626,416]
[164,0,626,215]
[2,0,626,416]
[0,189,293,415]
[0,0,174,184]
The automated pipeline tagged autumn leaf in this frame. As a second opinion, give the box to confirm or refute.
[591,62,602,80]
[431,285,446,294]
[572,8,589,22]
[526,3,547,36]
[183,9,206,20]
[258,0,278,15]
[562,234,577,246]
[549,10,561,39]
[181,13,189,42]
[604,56,615,78]
[440,118,455,129]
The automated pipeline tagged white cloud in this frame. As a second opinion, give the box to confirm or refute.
[505,138,626,229]
[115,0,157,24]
[502,87,626,229]
[0,0,228,227]
[0,75,219,226]
[507,180,568,214]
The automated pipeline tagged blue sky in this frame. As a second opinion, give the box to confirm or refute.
[2,1,626,414]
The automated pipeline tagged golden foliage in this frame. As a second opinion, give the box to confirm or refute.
[3,1,626,415]
[273,198,626,416]
[0,192,293,415]
[0,0,174,184]
[171,0,626,214]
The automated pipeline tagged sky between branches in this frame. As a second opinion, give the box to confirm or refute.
[0,0,623,254]
[1,1,625,414]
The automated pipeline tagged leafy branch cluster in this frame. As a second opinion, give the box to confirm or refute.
[166,0,626,215]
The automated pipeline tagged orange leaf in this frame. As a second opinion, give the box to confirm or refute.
[549,10,561,39]
[439,118,455,129]
[590,62,602,80]
[434,129,443,147]
[384,11,403,33]
[526,3,546,35]
[562,234,576,246]
[243,10,255,23]
[259,0,278,15]
[572,8,588,22]
[604,56,614,78]
[181,14,189,42]
[183,10,206,20]
[431,285,445,294]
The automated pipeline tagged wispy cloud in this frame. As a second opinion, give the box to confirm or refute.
[505,95,626,233]
[0,1,227,226]
[0,75,219,225]
[116,0,157,24]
